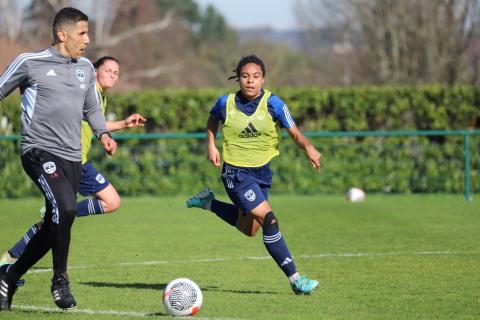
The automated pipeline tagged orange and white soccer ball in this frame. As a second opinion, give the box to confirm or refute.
[163,278,202,317]
[346,187,366,202]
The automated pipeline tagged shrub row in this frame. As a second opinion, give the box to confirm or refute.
[2,85,480,135]
[0,85,479,197]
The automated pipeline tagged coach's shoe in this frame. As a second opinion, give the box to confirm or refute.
[186,188,215,210]
[291,275,319,295]
[0,270,17,311]
[0,265,25,288]
[0,252,16,267]
[51,274,76,310]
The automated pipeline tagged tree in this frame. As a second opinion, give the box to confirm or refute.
[297,0,480,85]
[0,0,24,40]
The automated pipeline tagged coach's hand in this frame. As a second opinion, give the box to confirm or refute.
[100,133,117,156]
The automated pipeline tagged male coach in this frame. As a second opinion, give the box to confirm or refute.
[0,7,116,311]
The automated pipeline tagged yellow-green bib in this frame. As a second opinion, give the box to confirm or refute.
[81,86,107,164]
[222,90,280,167]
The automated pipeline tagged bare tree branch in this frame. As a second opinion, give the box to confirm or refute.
[121,62,182,81]
[94,0,123,45]
[95,9,174,50]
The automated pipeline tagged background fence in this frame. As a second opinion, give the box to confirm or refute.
[0,130,478,199]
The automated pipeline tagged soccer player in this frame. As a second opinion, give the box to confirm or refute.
[0,56,146,266]
[186,55,321,295]
[0,8,117,311]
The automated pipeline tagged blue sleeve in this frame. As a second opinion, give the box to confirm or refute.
[268,94,296,129]
[210,95,228,123]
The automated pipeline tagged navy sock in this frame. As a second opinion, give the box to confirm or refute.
[262,212,297,277]
[210,199,239,227]
[9,223,41,258]
[76,199,104,217]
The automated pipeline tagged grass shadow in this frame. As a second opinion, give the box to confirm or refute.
[80,281,168,290]
[15,308,168,317]
[81,282,280,294]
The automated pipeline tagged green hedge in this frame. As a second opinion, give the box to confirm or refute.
[1,85,479,197]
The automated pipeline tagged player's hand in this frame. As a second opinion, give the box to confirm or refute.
[208,145,221,167]
[101,133,117,156]
[306,145,321,171]
[125,114,147,128]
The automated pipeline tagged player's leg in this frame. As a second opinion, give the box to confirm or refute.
[244,185,318,295]
[1,152,57,310]
[187,163,242,226]
[186,188,241,226]
[235,210,261,236]
[37,151,81,308]
[0,220,43,266]
[234,183,272,237]
[2,166,116,269]
[92,183,120,213]
[76,162,118,216]
[187,163,263,235]
[1,150,81,310]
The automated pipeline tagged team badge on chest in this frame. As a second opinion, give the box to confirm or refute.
[76,69,86,83]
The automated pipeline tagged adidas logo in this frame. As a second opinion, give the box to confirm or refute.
[239,122,261,138]
[281,257,293,267]
[46,69,57,76]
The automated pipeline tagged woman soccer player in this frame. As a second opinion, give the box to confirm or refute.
[186,55,321,295]
[0,56,146,265]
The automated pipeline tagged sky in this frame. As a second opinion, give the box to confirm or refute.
[195,0,298,30]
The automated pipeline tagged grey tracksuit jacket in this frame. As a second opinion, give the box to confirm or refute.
[0,47,108,162]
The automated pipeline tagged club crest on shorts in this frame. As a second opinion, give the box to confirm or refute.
[43,161,56,174]
[76,69,86,83]
[95,173,105,184]
[244,189,256,202]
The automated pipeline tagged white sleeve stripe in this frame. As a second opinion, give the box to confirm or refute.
[94,86,101,103]
[21,85,37,125]
[0,50,51,87]
[282,104,295,127]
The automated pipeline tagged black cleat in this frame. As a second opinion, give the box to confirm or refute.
[0,264,25,287]
[0,274,17,311]
[51,274,76,310]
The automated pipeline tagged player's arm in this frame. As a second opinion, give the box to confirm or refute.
[0,56,29,101]
[84,73,117,155]
[207,115,221,167]
[271,95,321,171]
[286,125,321,171]
[106,114,147,132]
[207,96,227,167]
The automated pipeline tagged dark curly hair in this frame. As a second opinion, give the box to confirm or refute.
[228,55,266,80]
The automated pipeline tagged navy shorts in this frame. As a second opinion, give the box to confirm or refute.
[221,162,273,212]
[78,162,110,196]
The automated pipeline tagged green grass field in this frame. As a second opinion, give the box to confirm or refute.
[0,194,479,319]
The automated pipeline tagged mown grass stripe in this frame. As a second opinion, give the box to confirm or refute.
[26,251,478,274]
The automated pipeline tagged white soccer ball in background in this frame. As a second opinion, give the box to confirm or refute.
[346,187,366,202]
[163,278,203,317]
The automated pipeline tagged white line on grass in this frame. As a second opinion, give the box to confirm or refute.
[26,251,478,275]
[13,304,242,320]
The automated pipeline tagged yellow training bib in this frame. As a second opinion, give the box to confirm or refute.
[222,90,280,167]
[81,86,107,164]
